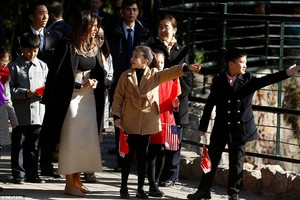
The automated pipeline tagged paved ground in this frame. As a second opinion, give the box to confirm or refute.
[0,132,270,200]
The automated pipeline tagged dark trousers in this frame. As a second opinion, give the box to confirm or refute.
[147,144,165,187]
[121,134,150,190]
[197,136,245,195]
[160,126,182,182]
[11,125,41,179]
[39,126,56,173]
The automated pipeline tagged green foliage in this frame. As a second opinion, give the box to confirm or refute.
[194,49,204,64]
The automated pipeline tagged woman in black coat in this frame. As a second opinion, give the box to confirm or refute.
[40,11,105,197]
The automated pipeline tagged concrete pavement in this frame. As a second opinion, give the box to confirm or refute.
[0,132,269,200]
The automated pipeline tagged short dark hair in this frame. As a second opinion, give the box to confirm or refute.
[20,33,40,48]
[47,1,63,18]
[28,0,47,16]
[122,0,139,9]
[225,48,247,67]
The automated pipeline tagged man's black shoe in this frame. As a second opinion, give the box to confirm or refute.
[229,194,240,200]
[159,180,175,187]
[113,166,122,172]
[120,188,130,199]
[25,177,45,183]
[136,189,148,199]
[41,170,61,178]
[187,190,211,200]
[13,178,25,184]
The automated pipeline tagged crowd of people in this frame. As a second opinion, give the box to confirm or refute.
[0,0,299,200]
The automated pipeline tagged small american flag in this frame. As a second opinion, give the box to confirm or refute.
[164,123,180,151]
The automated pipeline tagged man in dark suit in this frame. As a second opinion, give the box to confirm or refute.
[106,0,152,172]
[187,48,300,200]
[11,0,60,179]
[11,1,60,66]
[46,1,71,39]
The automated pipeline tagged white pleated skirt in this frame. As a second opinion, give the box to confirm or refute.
[58,87,102,175]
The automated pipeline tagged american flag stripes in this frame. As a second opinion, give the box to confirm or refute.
[164,123,180,151]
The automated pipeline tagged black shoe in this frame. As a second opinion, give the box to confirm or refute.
[41,170,61,178]
[159,180,175,187]
[84,173,99,183]
[136,189,148,199]
[120,188,130,199]
[13,178,25,184]
[229,194,240,200]
[187,190,211,200]
[25,177,45,183]
[149,187,165,197]
[113,166,122,172]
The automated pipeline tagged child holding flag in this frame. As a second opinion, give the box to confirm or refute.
[111,46,201,199]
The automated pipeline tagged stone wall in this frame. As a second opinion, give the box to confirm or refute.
[180,148,300,199]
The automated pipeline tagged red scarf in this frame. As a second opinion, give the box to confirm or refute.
[0,67,9,85]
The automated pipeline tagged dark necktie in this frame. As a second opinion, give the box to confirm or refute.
[38,34,44,52]
[127,28,133,67]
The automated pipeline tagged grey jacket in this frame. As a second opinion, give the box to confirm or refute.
[9,56,48,125]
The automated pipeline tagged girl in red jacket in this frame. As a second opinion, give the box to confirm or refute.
[147,49,181,197]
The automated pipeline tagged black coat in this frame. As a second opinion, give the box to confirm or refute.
[199,70,289,144]
[149,39,192,125]
[106,19,151,101]
[40,39,105,151]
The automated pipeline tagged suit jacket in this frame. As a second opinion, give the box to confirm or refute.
[47,20,71,39]
[41,39,105,150]
[106,19,152,101]
[111,65,184,135]
[12,26,60,65]
[149,39,192,125]
[199,70,290,144]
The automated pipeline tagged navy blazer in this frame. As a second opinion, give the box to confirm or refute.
[199,70,289,144]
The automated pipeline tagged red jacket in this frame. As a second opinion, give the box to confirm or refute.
[149,78,181,144]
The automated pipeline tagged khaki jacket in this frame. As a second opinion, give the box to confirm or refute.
[111,65,184,135]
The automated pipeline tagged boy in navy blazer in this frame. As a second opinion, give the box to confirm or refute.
[187,48,300,200]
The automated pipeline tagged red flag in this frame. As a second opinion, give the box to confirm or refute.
[119,129,129,158]
[169,77,181,101]
[200,145,211,174]
[35,85,45,96]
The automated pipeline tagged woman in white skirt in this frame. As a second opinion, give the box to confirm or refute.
[41,11,105,197]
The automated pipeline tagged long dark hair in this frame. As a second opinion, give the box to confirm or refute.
[98,26,111,58]
[70,10,101,57]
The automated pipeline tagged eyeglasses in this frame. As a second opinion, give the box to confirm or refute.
[158,26,173,31]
